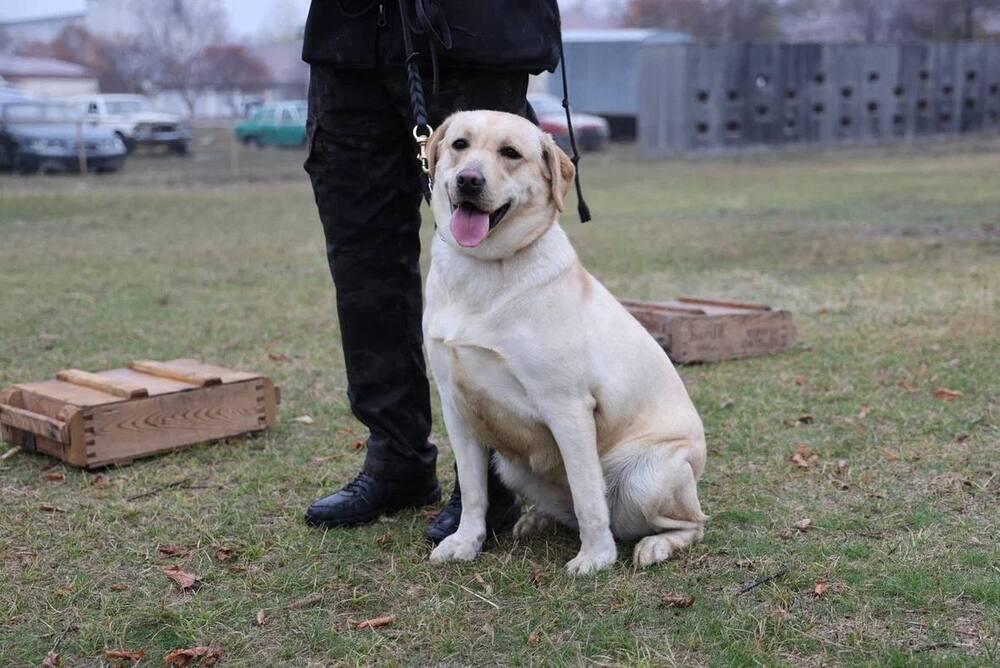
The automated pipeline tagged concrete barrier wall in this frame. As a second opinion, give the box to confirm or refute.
[638,43,1000,157]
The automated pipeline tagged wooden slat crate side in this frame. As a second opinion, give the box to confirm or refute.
[0,403,68,443]
[83,379,271,467]
[255,378,279,428]
[668,311,797,363]
[0,388,88,465]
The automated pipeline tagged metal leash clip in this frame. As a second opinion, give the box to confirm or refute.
[413,124,434,189]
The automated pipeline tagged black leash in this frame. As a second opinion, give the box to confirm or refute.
[398,0,434,203]
[555,30,591,222]
[398,0,591,221]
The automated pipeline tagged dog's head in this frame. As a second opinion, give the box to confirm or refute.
[427,110,575,259]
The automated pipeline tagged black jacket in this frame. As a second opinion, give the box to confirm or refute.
[302,0,562,74]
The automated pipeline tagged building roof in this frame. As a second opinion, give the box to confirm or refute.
[0,54,92,79]
[562,29,691,44]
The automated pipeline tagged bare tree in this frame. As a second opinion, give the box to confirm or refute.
[18,26,155,94]
[623,0,785,41]
[256,0,307,42]
[889,0,1000,40]
[0,27,14,55]
[133,0,228,114]
[832,0,895,42]
[191,45,270,91]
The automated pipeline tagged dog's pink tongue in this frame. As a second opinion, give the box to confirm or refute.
[450,206,490,247]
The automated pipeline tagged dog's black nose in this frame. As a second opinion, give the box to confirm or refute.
[456,169,485,196]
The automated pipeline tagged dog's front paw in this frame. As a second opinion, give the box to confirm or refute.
[565,543,617,576]
[429,534,482,564]
[513,510,553,539]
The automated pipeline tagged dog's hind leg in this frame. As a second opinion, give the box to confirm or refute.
[605,444,706,568]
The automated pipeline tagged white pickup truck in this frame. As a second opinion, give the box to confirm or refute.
[63,94,191,154]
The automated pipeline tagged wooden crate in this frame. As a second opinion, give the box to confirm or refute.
[621,296,797,363]
[0,359,279,469]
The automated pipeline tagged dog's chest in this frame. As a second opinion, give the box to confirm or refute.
[440,341,562,475]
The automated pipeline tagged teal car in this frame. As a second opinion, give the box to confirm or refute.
[234,101,307,147]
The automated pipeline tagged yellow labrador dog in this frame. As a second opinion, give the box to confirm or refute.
[423,111,706,574]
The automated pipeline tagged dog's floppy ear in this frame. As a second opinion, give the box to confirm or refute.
[426,115,453,179]
[542,134,575,213]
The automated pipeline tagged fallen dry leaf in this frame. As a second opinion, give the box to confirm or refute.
[291,415,314,424]
[311,454,340,464]
[790,452,809,467]
[268,352,291,363]
[161,564,201,592]
[795,518,812,532]
[355,614,395,630]
[418,507,439,521]
[158,545,188,558]
[797,414,814,425]
[89,473,110,486]
[41,651,61,667]
[527,632,542,645]
[882,448,900,462]
[44,472,66,482]
[39,504,66,513]
[790,443,818,468]
[164,644,224,668]
[375,532,391,546]
[660,592,695,608]
[857,405,871,419]
[794,374,807,386]
[215,547,235,562]
[255,610,266,626]
[352,440,366,450]
[932,388,963,401]
[104,648,145,663]
[110,582,129,592]
[836,459,849,472]
[530,564,543,587]
[812,581,831,598]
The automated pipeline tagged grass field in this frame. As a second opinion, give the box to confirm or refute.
[1,135,998,667]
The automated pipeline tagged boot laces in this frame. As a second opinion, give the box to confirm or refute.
[340,471,376,498]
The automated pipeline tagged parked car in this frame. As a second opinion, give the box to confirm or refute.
[234,101,307,148]
[528,93,610,152]
[63,94,191,154]
[0,100,127,174]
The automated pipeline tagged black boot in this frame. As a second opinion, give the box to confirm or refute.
[305,469,441,528]
[425,462,521,544]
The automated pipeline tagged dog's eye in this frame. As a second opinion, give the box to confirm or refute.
[499,146,522,160]
[451,138,469,150]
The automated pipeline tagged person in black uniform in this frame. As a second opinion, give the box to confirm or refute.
[301,1,563,543]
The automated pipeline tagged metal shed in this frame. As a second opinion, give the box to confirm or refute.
[548,29,691,138]
[637,42,1000,158]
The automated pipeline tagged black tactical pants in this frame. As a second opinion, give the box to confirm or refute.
[304,66,529,481]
